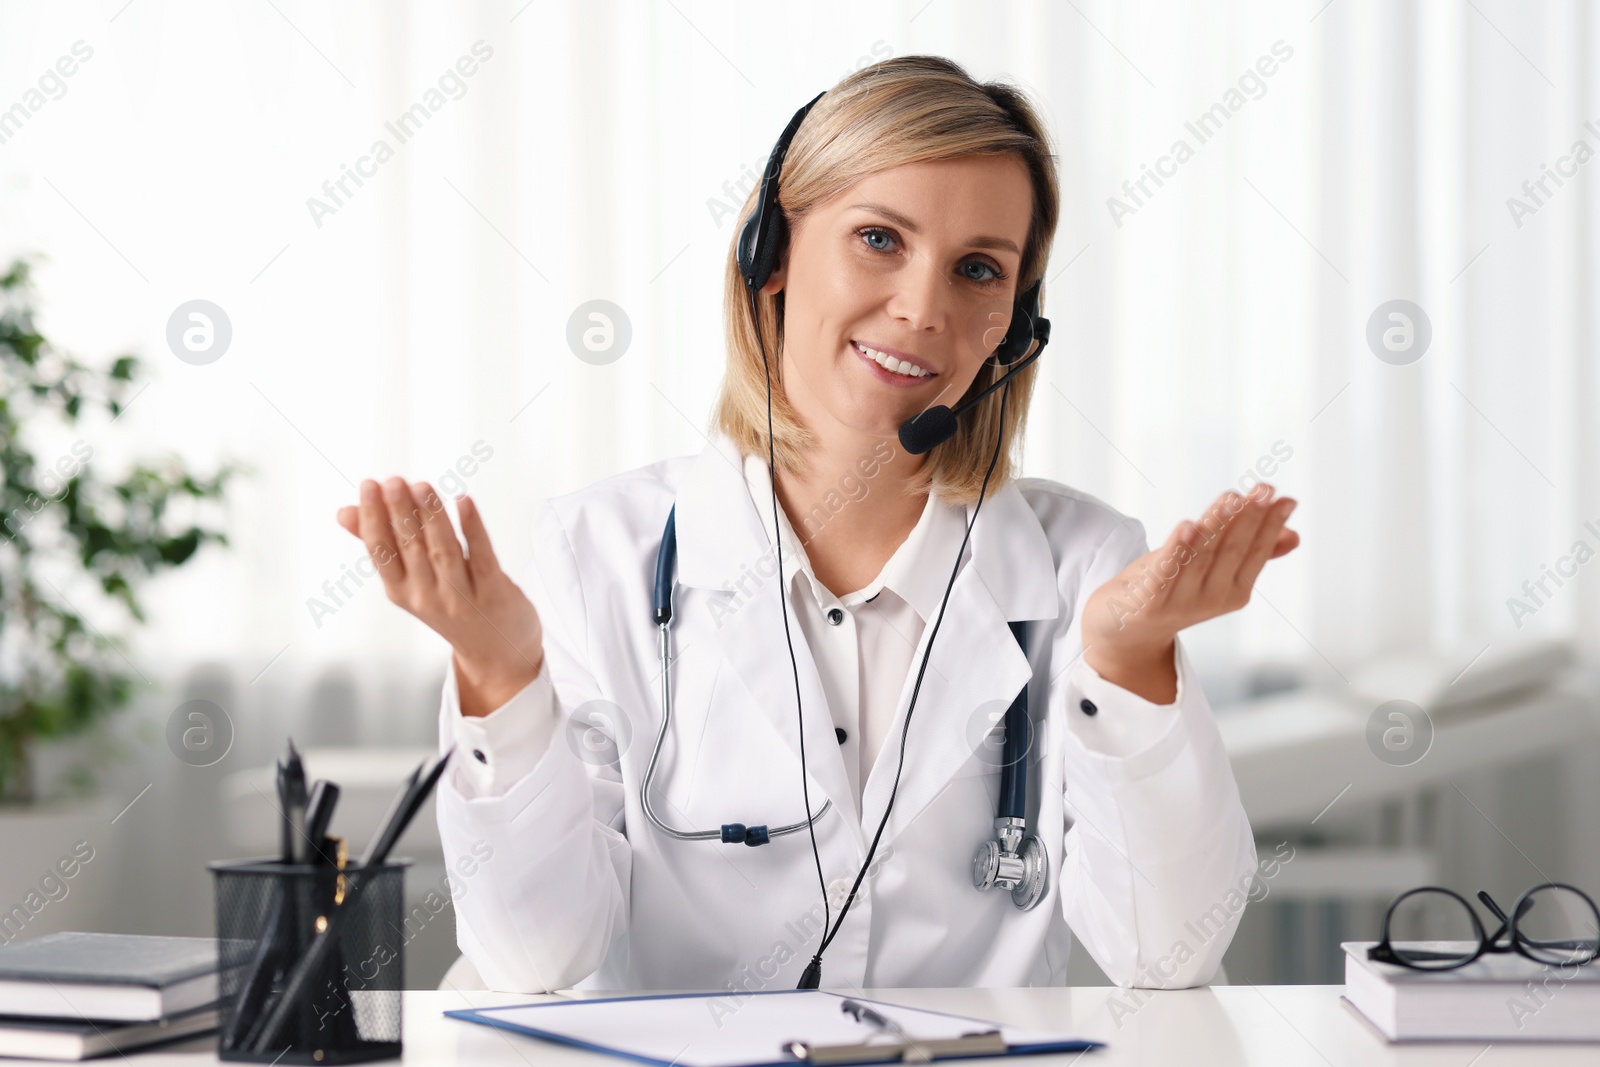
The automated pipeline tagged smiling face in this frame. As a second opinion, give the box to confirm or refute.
[760,153,1035,446]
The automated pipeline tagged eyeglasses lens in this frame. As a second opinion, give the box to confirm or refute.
[1387,889,1480,969]
[1515,886,1600,966]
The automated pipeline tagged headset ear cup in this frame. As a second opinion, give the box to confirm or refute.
[751,211,787,294]
[737,205,764,289]
[994,280,1045,364]
[736,204,785,294]
[993,306,1034,365]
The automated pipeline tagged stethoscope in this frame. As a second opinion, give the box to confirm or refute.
[639,503,1048,911]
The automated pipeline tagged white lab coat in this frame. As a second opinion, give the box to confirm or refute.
[435,430,1258,993]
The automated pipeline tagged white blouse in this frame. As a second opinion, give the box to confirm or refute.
[737,451,973,812]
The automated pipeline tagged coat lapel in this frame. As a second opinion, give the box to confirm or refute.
[858,473,1061,848]
[673,431,1061,850]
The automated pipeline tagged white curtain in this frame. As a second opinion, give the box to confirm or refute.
[2,0,1595,732]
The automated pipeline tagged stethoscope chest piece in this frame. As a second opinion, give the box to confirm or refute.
[968,619,1049,912]
[972,818,1048,911]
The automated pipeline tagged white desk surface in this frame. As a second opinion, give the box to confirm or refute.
[54,986,1599,1066]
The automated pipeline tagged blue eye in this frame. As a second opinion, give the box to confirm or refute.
[860,227,896,252]
[962,260,1001,283]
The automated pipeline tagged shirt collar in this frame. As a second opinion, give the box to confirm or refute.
[740,450,970,621]
[676,430,1061,626]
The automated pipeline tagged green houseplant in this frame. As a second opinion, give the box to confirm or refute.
[0,256,242,804]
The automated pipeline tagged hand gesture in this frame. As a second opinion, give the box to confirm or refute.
[336,478,543,715]
[1080,484,1299,696]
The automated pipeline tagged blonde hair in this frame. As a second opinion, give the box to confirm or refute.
[712,55,1060,507]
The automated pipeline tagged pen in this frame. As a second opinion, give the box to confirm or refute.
[304,780,340,865]
[275,759,291,864]
[362,747,454,868]
[840,1000,913,1044]
[283,739,308,864]
[221,897,283,1051]
[359,758,424,867]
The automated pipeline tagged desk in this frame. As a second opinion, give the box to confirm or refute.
[44,986,1598,1066]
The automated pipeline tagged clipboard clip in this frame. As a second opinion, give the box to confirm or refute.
[784,1002,1007,1065]
[782,1030,1009,1065]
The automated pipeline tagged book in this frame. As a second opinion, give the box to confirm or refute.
[0,933,218,1022]
[1342,939,1600,1041]
[0,1004,218,1060]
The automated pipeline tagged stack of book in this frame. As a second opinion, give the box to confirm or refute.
[0,932,220,1060]
[1342,940,1600,1042]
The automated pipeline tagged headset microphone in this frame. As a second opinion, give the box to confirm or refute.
[902,313,1049,454]
[897,304,1050,455]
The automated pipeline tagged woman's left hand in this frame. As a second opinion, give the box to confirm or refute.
[1079,483,1300,702]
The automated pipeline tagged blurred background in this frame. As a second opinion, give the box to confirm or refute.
[0,0,1597,991]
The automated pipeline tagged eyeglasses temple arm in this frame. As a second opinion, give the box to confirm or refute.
[1478,890,1513,925]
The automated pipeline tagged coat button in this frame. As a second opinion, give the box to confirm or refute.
[827,607,845,625]
[835,727,847,745]
[1079,698,1098,716]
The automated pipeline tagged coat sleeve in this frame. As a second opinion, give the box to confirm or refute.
[445,661,560,796]
[434,498,631,993]
[1052,518,1259,989]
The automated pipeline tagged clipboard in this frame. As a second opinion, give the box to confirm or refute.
[444,989,1104,1067]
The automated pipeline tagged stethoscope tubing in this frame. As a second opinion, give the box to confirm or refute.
[640,505,832,842]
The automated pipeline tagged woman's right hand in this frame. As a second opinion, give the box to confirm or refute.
[336,477,544,716]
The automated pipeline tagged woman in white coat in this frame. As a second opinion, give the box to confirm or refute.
[338,56,1300,995]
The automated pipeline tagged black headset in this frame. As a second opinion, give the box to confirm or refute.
[731,87,1049,989]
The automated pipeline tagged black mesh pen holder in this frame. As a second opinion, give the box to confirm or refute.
[209,858,411,1064]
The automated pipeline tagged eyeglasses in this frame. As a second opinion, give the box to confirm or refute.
[1369,882,1600,971]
